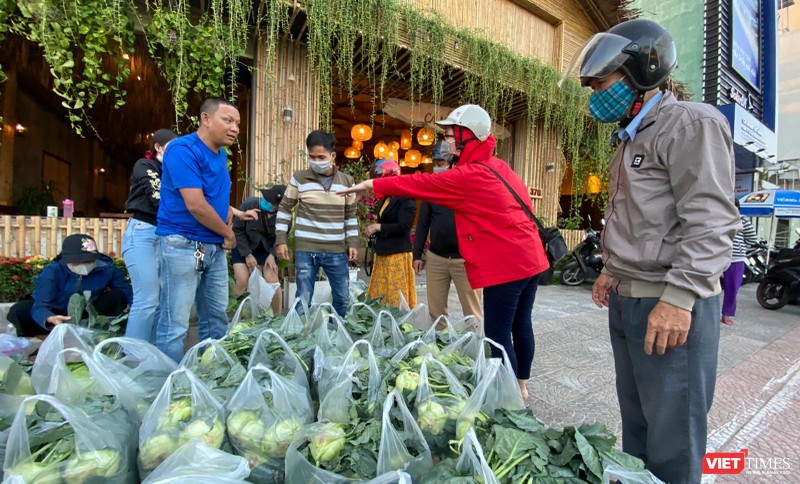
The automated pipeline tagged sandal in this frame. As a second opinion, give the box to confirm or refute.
[721,317,734,325]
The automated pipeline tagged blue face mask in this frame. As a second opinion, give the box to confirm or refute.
[260,199,275,212]
[589,79,636,123]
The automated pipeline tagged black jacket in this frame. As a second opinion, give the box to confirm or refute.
[124,157,161,225]
[234,197,279,258]
[373,197,416,256]
[412,201,461,260]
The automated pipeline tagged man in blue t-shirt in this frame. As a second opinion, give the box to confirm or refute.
[155,97,257,362]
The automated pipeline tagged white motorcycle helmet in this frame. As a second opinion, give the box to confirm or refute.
[435,104,492,142]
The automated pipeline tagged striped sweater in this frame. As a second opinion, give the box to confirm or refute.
[732,216,758,262]
[275,168,359,253]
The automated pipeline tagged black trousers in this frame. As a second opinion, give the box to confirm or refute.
[8,289,128,337]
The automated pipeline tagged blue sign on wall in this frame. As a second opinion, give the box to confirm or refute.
[731,0,761,90]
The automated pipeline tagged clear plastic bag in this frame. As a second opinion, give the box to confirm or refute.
[317,340,386,424]
[396,304,430,333]
[455,429,499,484]
[31,324,96,394]
[312,313,354,361]
[368,311,406,358]
[247,269,280,316]
[284,421,412,484]
[412,354,469,453]
[228,296,261,333]
[456,358,525,439]
[93,337,178,419]
[138,368,227,478]
[474,337,523,394]
[180,339,247,404]
[4,394,135,483]
[142,439,251,484]
[248,329,309,393]
[346,303,379,340]
[436,332,483,384]
[278,298,308,336]
[376,389,433,481]
[225,365,313,480]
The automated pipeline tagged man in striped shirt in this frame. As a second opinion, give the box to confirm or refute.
[275,130,359,316]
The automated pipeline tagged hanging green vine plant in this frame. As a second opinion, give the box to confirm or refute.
[254,0,290,89]
[0,0,14,83]
[11,0,135,135]
[140,0,251,127]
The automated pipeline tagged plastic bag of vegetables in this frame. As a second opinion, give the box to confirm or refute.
[411,354,470,453]
[226,365,313,481]
[276,298,308,336]
[31,324,96,394]
[46,348,138,441]
[180,339,246,404]
[142,439,251,484]
[138,368,226,478]
[317,340,386,424]
[419,428,499,484]
[284,419,414,484]
[312,312,355,360]
[367,311,406,358]
[457,358,525,440]
[3,394,134,483]
[93,337,178,419]
[376,389,433,481]
[248,329,309,392]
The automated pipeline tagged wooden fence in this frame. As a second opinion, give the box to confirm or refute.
[562,228,585,252]
[0,216,128,259]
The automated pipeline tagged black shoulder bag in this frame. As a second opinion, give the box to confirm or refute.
[475,162,568,267]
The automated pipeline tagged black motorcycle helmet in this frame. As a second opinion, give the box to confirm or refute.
[574,19,677,92]
[429,140,454,166]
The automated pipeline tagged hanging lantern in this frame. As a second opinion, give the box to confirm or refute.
[387,149,399,162]
[373,141,389,158]
[422,156,433,164]
[399,159,408,167]
[400,129,412,150]
[388,141,400,151]
[352,140,363,150]
[404,149,422,167]
[416,128,435,146]
[351,124,373,141]
[345,146,361,159]
[587,175,602,194]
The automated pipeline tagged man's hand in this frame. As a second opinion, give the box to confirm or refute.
[413,260,423,274]
[239,209,259,221]
[223,234,236,250]
[337,179,374,196]
[245,254,257,270]
[592,273,612,308]
[46,315,71,326]
[645,301,692,356]
[348,247,358,262]
[227,206,235,226]
[365,224,381,236]
[265,254,278,276]
[276,244,290,261]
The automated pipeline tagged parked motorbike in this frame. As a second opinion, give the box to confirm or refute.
[756,243,800,310]
[560,226,603,286]
[743,240,769,285]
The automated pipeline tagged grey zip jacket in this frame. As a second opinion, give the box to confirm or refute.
[602,91,741,311]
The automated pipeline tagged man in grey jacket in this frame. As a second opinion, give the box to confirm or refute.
[569,20,740,483]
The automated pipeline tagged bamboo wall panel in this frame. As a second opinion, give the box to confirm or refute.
[512,120,566,227]
[562,228,585,250]
[0,216,127,258]
[252,39,320,188]
[400,0,599,69]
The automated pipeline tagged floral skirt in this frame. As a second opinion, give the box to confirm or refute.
[366,252,417,309]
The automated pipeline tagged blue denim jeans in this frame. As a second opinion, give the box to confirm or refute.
[156,234,229,362]
[295,251,350,317]
[122,220,160,343]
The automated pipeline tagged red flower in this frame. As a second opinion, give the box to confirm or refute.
[22,264,32,270]
[109,251,116,257]
[11,275,20,281]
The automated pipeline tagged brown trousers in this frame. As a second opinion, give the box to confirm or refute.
[425,251,483,330]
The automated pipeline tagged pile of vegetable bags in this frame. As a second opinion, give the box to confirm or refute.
[1,292,659,483]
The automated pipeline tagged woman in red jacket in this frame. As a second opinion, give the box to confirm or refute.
[339,104,549,402]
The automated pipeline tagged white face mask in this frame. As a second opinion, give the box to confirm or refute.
[433,166,448,174]
[156,153,163,162]
[309,159,332,174]
[68,262,97,276]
